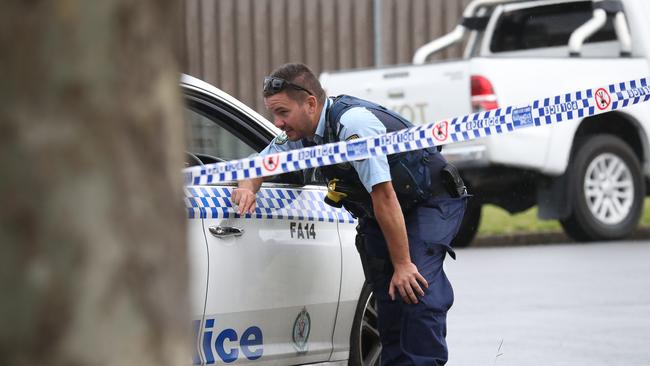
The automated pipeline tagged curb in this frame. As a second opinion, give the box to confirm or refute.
[470,227,650,247]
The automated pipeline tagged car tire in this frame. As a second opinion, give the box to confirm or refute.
[450,196,481,248]
[349,282,381,366]
[560,134,645,242]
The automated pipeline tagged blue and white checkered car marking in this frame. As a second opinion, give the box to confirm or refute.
[183,78,650,184]
[184,186,356,223]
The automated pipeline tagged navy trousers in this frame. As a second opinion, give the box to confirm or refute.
[358,195,466,366]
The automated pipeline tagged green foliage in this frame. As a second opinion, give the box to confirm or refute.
[641,198,650,227]
[477,198,650,236]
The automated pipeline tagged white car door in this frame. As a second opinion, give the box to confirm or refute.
[183,83,353,365]
[191,184,350,365]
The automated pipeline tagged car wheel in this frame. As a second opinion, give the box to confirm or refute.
[349,282,381,366]
[451,196,481,248]
[561,134,645,241]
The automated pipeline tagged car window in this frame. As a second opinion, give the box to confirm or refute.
[185,107,257,161]
[490,1,617,53]
[183,96,324,186]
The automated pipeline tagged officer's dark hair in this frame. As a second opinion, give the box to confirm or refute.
[264,63,326,105]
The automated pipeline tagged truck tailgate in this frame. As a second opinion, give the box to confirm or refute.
[320,61,472,126]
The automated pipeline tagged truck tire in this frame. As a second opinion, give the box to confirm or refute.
[451,197,481,248]
[561,135,645,242]
[349,282,381,366]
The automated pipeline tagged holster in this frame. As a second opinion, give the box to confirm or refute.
[441,163,468,197]
[355,226,393,284]
[354,232,372,282]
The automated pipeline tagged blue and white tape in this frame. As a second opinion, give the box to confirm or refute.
[185,186,356,223]
[184,78,650,184]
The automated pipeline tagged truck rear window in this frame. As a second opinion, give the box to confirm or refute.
[490,1,617,53]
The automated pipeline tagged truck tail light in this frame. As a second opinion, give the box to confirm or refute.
[471,75,498,112]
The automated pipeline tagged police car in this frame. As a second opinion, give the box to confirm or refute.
[182,74,380,366]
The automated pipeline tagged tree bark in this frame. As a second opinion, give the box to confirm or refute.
[0,2,189,365]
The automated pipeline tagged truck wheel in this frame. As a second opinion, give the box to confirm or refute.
[561,135,644,242]
[349,282,381,366]
[451,197,481,248]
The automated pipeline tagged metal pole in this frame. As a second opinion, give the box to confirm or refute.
[373,0,383,66]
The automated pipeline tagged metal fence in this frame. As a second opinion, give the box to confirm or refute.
[181,0,471,115]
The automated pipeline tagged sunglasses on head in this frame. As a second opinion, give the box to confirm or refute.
[263,76,313,96]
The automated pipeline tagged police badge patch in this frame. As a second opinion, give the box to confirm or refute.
[292,307,311,353]
[275,132,288,145]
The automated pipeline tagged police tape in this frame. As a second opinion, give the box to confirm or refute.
[184,77,650,185]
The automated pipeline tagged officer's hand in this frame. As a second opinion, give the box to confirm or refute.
[389,262,428,304]
[231,187,257,215]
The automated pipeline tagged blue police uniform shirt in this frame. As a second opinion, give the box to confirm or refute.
[259,97,391,192]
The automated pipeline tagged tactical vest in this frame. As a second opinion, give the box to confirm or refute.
[307,95,449,219]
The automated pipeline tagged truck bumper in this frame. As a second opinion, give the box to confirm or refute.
[441,141,489,169]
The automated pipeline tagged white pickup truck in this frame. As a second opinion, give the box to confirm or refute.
[320,0,650,247]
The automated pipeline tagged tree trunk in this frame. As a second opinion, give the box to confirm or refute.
[0,2,189,365]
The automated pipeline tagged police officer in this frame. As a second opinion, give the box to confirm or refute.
[232,63,467,366]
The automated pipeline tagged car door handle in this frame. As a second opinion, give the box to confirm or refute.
[383,71,409,79]
[209,226,244,238]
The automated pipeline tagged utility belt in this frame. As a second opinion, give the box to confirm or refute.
[324,151,467,219]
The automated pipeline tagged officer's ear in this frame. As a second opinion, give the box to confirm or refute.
[305,95,318,114]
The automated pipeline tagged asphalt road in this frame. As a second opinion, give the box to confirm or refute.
[445,240,650,366]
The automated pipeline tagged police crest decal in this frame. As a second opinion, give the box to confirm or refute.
[292,307,311,353]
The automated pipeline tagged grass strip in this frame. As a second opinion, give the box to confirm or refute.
[477,198,650,237]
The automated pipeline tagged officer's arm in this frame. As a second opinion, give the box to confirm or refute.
[370,182,409,264]
[232,178,263,215]
[371,181,428,304]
